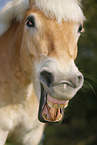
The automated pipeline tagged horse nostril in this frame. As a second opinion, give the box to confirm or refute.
[78,74,84,86]
[72,74,83,88]
[39,70,54,87]
[78,75,83,83]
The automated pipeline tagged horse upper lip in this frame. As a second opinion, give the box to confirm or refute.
[40,80,76,89]
[54,80,76,89]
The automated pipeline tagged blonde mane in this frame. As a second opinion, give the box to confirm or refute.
[0,0,85,36]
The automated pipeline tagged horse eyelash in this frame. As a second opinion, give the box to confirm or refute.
[78,23,84,33]
[25,16,35,28]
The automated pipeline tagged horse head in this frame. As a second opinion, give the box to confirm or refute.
[21,0,85,123]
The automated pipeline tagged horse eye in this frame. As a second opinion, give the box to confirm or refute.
[26,15,35,28]
[78,23,83,33]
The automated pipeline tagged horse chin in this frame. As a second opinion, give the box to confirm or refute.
[38,84,69,123]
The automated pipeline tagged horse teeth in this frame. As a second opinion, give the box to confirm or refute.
[47,101,68,109]
[63,103,68,108]
[53,104,58,108]
[64,84,67,89]
[47,101,53,108]
[59,104,64,108]
[42,112,47,120]
[56,114,62,121]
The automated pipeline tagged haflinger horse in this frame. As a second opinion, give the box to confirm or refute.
[0,0,85,144]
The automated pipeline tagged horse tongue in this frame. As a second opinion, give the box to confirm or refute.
[47,106,60,121]
[49,108,57,120]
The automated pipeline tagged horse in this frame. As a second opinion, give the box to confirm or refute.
[0,0,85,144]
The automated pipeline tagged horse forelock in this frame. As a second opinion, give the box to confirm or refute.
[0,0,85,36]
[34,0,85,22]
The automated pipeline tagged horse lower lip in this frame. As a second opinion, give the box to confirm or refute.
[42,106,63,122]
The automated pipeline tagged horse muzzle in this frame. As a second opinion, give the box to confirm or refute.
[38,63,84,123]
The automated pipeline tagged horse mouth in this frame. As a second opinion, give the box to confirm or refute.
[38,84,69,123]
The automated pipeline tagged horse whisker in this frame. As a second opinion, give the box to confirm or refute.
[83,73,97,83]
[84,80,96,95]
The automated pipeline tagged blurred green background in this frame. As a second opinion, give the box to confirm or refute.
[6,0,97,145]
